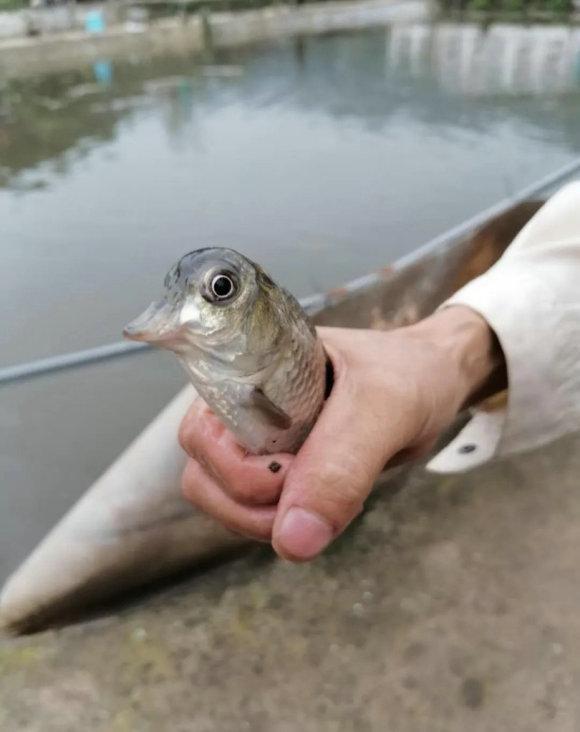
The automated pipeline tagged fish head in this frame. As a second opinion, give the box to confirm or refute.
[123,247,280,359]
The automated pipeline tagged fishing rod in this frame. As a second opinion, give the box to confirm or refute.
[2,156,580,387]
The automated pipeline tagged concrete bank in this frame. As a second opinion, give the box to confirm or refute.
[0,3,104,41]
[1,0,430,75]
[2,434,580,730]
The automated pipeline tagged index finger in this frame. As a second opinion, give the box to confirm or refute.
[178,398,293,505]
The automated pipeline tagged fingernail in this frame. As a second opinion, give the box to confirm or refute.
[277,507,333,561]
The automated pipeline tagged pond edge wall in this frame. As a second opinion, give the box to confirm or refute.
[1,0,431,76]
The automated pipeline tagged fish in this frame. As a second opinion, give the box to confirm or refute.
[124,248,327,455]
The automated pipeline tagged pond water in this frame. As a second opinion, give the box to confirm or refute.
[1,21,580,583]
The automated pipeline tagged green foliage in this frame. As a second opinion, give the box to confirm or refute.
[542,0,572,12]
[501,0,525,11]
[469,0,495,10]
[528,0,573,12]
[447,0,574,13]
[0,0,28,9]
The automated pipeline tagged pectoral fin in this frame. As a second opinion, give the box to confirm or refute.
[250,388,292,430]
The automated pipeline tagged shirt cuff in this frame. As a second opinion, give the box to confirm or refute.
[427,258,579,472]
[428,182,580,473]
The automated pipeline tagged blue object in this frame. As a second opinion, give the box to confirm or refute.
[85,10,106,34]
[93,59,113,86]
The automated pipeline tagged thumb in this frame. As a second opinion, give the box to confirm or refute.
[272,345,408,561]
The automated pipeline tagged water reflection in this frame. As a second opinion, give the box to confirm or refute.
[389,23,580,95]
[93,59,114,86]
[3,26,580,191]
[0,70,120,190]
[2,25,580,366]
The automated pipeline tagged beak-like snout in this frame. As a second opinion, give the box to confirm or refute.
[123,299,184,346]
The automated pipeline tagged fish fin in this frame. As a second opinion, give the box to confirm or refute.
[250,388,292,430]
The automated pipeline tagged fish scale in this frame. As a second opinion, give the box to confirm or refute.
[125,247,327,454]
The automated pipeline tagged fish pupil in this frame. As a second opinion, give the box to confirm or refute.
[211,274,235,300]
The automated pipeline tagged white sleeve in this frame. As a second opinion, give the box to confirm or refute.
[428,181,580,473]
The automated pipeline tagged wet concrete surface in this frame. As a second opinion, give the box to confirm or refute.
[2,433,580,730]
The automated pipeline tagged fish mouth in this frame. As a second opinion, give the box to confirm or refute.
[123,299,185,346]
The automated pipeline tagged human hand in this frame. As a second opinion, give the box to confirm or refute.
[179,306,504,561]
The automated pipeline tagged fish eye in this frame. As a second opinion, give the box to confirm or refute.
[210,272,236,301]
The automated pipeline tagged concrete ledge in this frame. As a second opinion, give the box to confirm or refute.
[2,433,580,730]
[1,0,431,76]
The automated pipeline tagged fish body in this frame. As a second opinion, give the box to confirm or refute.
[124,248,326,454]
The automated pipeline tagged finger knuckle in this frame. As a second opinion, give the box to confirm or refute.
[311,461,365,521]
[181,459,204,503]
[224,474,274,505]
[223,520,272,543]
[225,478,254,503]
[178,417,197,456]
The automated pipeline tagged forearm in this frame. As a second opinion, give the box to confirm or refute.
[410,305,507,412]
[428,182,580,471]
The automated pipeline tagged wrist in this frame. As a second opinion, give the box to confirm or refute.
[411,306,506,410]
